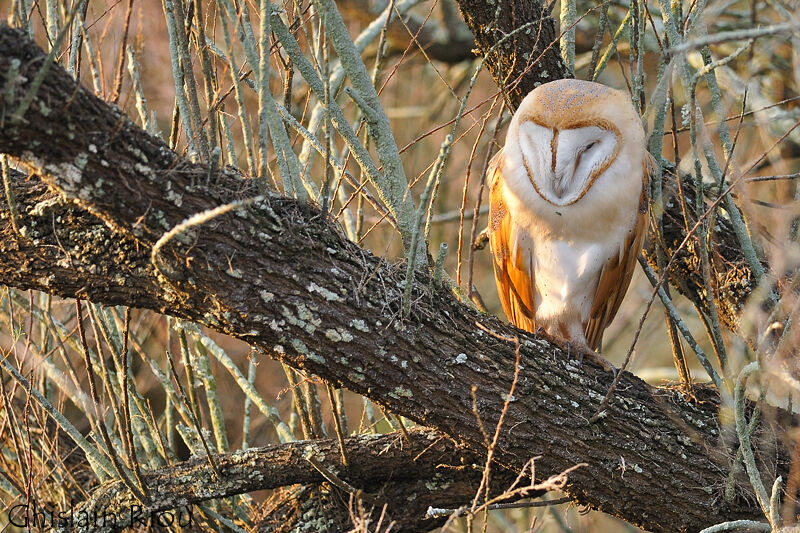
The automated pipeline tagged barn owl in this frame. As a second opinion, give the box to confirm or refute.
[488,79,653,369]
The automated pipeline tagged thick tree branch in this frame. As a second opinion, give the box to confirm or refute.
[0,23,779,533]
[79,428,522,532]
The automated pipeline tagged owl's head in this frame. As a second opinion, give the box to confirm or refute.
[504,79,646,207]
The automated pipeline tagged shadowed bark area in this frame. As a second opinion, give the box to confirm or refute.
[0,24,789,532]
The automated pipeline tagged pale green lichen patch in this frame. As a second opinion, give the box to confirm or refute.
[324,328,353,343]
[291,338,309,354]
[347,371,365,382]
[151,209,172,230]
[302,444,326,463]
[134,162,155,178]
[307,281,343,302]
[128,146,149,163]
[295,303,321,329]
[259,290,275,303]
[349,319,370,332]
[165,188,183,207]
[393,386,413,399]
[425,473,452,491]
[281,304,321,335]
[455,353,467,364]
[291,338,325,365]
[34,153,86,195]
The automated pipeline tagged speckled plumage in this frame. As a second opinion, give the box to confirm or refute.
[487,79,652,363]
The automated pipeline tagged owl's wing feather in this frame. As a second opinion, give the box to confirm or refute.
[583,152,654,350]
[487,148,537,333]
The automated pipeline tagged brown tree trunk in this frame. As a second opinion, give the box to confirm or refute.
[453,0,571,108]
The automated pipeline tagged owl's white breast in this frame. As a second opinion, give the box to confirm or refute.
[499,148,643,328]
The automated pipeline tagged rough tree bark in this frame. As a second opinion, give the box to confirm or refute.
[0,21,788,533]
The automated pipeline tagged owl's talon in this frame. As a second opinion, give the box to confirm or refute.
[569,344,615,375]
[585,351,616,375]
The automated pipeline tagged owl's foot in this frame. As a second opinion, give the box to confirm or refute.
[551,337,616,374]
[580,350,616,376]
[564,342,616,375]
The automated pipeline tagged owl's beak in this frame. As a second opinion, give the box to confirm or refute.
[552,170,567,198]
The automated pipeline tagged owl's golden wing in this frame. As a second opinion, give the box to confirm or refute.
[487,148,537,333]
[583,153,654,350]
